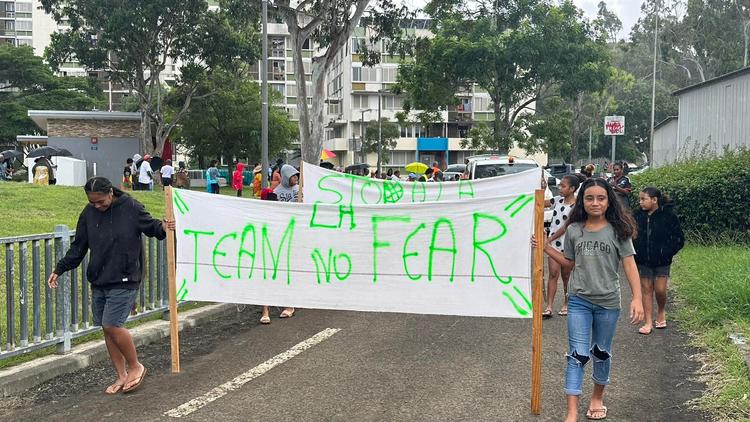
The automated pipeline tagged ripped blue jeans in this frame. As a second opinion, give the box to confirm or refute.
[565,295,620,396]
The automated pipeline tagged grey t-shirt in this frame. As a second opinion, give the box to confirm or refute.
[563,222,635,309]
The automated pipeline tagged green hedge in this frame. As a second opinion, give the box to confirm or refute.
[629,149,750,243]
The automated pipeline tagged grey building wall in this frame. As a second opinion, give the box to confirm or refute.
[49,137,139,187]
[652,118,679,168]
[676,71,750,158]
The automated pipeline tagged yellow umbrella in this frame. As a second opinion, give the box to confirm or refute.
[405,162,429,174]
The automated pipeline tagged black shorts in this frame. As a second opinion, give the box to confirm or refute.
[162,177,172,186]
[637,264,671,279]
[92,287,138,327]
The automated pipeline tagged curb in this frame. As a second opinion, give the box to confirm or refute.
[0,304,237,397]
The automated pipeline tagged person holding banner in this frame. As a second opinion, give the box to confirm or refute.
[271,164,300,318]
[47,177,175,395]
[534,178,643,422]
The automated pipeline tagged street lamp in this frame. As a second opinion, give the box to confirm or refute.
[260,0,269,189]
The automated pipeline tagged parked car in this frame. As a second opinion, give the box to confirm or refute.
[546,163,575,179]
[443,163,466,181]
[467,155,553,224]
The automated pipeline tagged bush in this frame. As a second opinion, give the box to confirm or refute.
[629,148,750,243]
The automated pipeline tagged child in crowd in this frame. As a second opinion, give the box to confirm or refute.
[206,160,220,194]
[232,162,245,197]
[633,187,684,334]
[542,175,581,318]
[534,178,644,422]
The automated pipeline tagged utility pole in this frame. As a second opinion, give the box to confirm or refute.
[744,21,750,67]
[377,91,382,176]
[261,0,269,188]
[588,127,592,162]
[648,1,659,166]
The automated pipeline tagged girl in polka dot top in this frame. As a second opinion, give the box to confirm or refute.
[542,175,581,318]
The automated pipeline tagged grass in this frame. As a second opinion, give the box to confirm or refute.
[0,183,210,369]
[0,183,167,237]
[671,243,750,421]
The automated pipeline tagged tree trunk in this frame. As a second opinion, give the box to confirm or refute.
[288,26,313,164]
[569,93,584,164]
[492,97,503,153]
[306,60,327,166]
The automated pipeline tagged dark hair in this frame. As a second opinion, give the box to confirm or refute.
[84,176,121,196]
[641,186,671,207]
[210,160,218,167]
[561,174,581,192]
[425,168,434,176]
[126,158,133,164]
[567,178,637,241]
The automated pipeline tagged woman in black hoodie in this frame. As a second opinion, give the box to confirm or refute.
[48,177,174,394]
[633,187,684,335]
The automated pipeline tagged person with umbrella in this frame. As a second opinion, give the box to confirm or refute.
[0,154,9,181]
[32,157,52,185]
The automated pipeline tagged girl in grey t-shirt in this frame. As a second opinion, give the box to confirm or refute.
[536,178,644,422]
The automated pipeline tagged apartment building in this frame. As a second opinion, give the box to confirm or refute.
[320,21,547,169]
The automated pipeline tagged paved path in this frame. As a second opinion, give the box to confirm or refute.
[0,289,708,421]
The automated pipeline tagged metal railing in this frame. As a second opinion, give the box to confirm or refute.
[0,225,169,360]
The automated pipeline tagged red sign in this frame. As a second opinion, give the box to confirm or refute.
[604,116,625,136]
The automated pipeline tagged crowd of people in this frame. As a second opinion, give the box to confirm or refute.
[532,159,684,421]
[45,155,685,421]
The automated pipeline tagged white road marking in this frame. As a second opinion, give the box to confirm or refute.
[164,327,341,418]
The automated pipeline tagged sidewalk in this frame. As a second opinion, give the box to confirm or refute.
[0,303,236,396]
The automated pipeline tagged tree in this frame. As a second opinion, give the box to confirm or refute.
[41,0,258,156]
[396,0,610,154]
[175,69,297,167]
[0,45,104,147]
[363,118,399,165]
[596,1,623,44]
[243,0,411,166]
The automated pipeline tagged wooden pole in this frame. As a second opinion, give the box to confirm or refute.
[531,188,545,415]
[164,186,180,373]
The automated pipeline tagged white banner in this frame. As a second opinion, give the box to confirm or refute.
[172,189,536,318]
[303,161,540,206]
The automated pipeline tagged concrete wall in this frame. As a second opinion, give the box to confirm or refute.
[653,119,679,168]
[49,137,140,187]
[47,119,140,139]
[677,72,750,158]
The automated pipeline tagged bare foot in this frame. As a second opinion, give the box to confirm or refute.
[564,413,578,422]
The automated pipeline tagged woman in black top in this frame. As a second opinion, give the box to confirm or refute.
[48,177,175,394]
[633,187,684,335]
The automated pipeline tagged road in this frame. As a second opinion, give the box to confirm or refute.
[0,288,708,421]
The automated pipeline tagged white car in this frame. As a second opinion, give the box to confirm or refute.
[467,155,554,224]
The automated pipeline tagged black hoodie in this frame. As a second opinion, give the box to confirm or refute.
[54,191,166,289]
[633,203,685,267]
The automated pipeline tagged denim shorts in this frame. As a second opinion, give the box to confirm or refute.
[92,287,138,327]
[637,264,671,279]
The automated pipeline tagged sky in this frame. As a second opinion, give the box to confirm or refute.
[401,0,643,41]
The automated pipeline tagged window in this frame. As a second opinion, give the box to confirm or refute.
[381,95,401,110]
[302,38,311,50]
[271,84,285,96]
[271,37,285,57]
[382,67,398,83]
[16,2,32,12]
[5,2,15,12]
[352,66,377,82]
[17,39,32,46]
[16,20,32,31]
[474,96,492,111]
[286,83,296,97]
[389,151,411,166]
[351,37,366,53]
[4,20,14,30]
[269,60,285,81]
[352,94,371,109]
